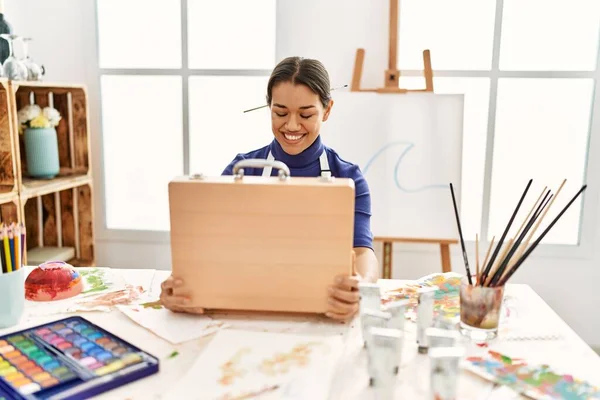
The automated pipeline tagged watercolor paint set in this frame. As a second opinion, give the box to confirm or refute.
[0,316,159,399]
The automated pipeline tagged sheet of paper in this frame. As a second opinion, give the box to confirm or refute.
[116,298,226,344]
[164,329,345,400]
[462,349,600,399]
[209,311,351,337]
[24,267,149,317]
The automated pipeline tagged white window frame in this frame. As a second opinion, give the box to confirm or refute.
[90,0,277,246]
[91,0,599,262]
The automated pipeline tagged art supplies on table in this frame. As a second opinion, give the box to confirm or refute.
[0,316,159,399]
[0,223,25,275]
[463,350,600,400]
[168,164,355,314]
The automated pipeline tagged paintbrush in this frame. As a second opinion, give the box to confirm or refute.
[243,84,349,113]
[498,184,588,286]
[487,190,553,287]
[449,183,472,284]
[479,179,533,286]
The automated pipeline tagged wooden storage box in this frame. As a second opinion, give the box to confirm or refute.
[21,183,94,267]
[169,161,355,314]
[12,82,91,181]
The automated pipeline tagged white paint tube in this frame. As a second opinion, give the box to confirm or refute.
[425,327,460,348]
[429,347,465,400]
[358,282,382,315]
[416,287,437,354]
[383,299,409,373]
[367,326,402,397]
[361,309,391,348]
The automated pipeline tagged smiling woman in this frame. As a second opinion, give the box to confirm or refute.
[160,57,380,322]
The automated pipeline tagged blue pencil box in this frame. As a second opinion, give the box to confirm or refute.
[0,316,159,399]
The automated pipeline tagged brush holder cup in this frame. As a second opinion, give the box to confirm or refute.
[459,276,505,341]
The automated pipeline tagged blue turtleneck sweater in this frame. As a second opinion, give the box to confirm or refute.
[221,136,374,250]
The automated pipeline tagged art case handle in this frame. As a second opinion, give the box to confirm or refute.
[233,159,290,180]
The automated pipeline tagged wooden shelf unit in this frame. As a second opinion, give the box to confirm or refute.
[0,79,96,267]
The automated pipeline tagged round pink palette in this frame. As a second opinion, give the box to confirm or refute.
[25,261,83,302]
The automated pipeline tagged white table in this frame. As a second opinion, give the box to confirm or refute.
[2,269,599,399]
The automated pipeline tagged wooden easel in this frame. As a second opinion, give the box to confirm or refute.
[350,0,434,93]
[350,0,458,278]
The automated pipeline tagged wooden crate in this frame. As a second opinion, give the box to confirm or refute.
[21,183,95,267]
[0,192,21,226]
[11,82,91,187]
[7,82,95,268]
[0,79,18,196]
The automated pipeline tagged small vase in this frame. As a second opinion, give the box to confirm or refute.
[24,127,60,179]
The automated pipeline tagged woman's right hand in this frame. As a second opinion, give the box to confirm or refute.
[160,275,205,314]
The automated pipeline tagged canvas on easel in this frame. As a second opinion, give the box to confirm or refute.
[168,160,355,314]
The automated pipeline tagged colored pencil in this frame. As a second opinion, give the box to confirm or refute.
[3,225,11,273]
[449,183,472,285]
[0,229,3,274]
[498,184,587,286]
[8,226,15,272]
[14,224,20,270]
[479,179,533,286]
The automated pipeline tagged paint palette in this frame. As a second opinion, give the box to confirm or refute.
[0,316,159,399]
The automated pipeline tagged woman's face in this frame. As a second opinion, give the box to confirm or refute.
[270,81,332,155]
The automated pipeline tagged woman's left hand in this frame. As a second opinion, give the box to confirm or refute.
[326,274,361,321]
[326,251,362,322]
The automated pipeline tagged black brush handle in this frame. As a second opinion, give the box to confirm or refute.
[480,179,533,285]
[449,183,472,285]
[488,191,552,287]
[499,185,588,286]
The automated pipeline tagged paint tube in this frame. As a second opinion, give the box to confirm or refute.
[433,315,458,331]
[361,309,391,348]
[383,299,409,373]
[416,287,437,354]
[358,282,381,315]
[429,347,465,400]
[367,327,402,397]
[425,327,460,348]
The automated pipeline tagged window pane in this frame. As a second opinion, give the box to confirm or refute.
[398,0,496,70]
[187,0,276,69]
[400,77,491,240]
[101,76,183,231]
[489,78,593,245]
[97,0,181,69]
[189,76,272,176]
[500,0,600,71]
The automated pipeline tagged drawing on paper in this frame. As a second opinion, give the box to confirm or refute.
[382,272,463,321]
[169,330,344,400]
[79,268,111,294]
[463,350,600,399]
[363,141,447,193]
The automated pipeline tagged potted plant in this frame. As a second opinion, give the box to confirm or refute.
[17,104,61,179]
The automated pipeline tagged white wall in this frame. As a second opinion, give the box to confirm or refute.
[6,0,600,349]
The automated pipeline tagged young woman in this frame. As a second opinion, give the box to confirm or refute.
[161,57,379,321]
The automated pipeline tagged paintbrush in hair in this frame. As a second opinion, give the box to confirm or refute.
[243,84,349,113]
[498,184,588,286]
[479,179,533,286]
[449,183,472,284]
[488,189,553,287]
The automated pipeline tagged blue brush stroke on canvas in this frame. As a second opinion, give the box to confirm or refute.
[362,141,447,193]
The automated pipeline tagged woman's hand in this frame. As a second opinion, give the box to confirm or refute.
[326,274,361,321]
[326,251,362,322]
[160,275,205,314]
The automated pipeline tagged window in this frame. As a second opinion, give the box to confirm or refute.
[398,0,600,247]
[96,0,276,232]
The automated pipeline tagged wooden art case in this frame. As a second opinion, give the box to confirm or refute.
[168,159,355,314]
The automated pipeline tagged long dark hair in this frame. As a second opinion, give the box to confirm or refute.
[266,57,331,108]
